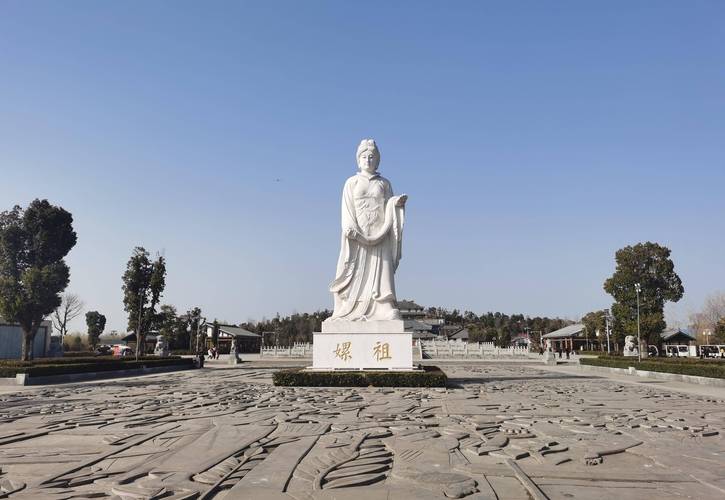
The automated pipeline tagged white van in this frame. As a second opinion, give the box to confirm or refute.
[665,345,697,357]
[699,345,725,358]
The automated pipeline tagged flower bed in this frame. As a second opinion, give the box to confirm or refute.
[273,365,447,387]
[580,357,725,379]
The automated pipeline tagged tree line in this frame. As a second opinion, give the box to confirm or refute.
[240,310,333,346]
[424,308,572,346]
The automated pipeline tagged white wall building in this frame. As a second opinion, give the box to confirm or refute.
[0,319,53,359]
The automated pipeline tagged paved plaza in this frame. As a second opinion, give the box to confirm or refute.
[1,364,724,499]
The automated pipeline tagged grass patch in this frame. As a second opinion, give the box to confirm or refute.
[580,356,725,379]
[0,356,193,378]
[273,365,447,387]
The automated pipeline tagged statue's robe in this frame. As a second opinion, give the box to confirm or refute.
[329,171,405,321]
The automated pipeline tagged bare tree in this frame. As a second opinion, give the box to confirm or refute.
[52,293,84,338]
[689,291,725,343]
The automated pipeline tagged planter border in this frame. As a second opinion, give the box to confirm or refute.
[577,363,725,388]
[5,363,194,386]
[273,365,447,387]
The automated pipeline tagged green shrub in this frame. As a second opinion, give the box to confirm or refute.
[273,365,447,387]
[580,357,725,379]
[0,356,192,378]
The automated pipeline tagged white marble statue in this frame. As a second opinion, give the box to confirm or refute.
[623,335,638,356]
[328,139,407,321]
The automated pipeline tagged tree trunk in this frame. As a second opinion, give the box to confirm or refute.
[136,332,145,359]
[21,326,36,361]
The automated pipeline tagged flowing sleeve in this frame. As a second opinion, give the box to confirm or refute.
[330,177,360,292]
[381,177,404,270]
[391,199,404,271]
[340,177,360,233]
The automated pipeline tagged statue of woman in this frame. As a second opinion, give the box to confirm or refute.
[329,139,407,321]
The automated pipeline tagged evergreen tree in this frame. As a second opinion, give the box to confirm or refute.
[85,311,107,349]
[122,247,166,358]
[604,242,684,346]
[0,200,77,360]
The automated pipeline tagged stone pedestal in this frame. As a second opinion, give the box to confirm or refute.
[311,319,414,371]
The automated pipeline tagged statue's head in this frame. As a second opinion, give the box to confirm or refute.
[356,139,380,174]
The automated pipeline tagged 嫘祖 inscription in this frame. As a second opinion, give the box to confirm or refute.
[333,342,352,361]
[373,341,392,361]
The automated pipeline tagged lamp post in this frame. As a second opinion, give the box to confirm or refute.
[635,283,642,362]
[195,317,207,354]
[704,329,712,345]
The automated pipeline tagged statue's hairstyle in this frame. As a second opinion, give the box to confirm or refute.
[356,138,380,159]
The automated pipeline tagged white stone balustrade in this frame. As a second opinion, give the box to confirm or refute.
[260,342,312,358]
[418,339,535,359]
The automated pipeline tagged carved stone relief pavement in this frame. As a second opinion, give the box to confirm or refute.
[1,365,724,499]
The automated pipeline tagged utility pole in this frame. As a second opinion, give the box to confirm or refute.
[196,317,207,354]
[635,283,642,362]
[605,309,611,354]
[135,291,144,361]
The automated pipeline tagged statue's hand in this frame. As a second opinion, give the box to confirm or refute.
[345,227,358,240]
[396,194,408,207]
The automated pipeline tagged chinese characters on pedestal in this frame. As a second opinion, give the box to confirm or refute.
[332,341,392,362]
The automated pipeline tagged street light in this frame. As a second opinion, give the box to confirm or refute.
[635,283,642,362]
[703,329,712,357]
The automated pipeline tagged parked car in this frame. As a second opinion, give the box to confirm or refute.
[112,345,133,357]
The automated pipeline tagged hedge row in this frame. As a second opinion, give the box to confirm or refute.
[1,355,172,368]
[273,365,447,387]
[0,357,192,378]
[61,351,98,358]
[580,357,725,379]
[635,357,725,365]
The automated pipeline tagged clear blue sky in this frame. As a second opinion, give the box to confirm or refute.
[1,1,723,333]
